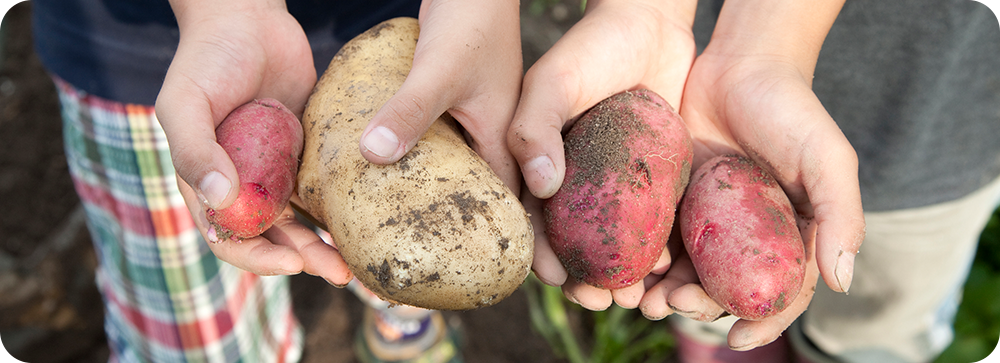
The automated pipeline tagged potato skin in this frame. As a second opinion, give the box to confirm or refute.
[679,154,805,320]
[296,18,533,310]
[544,89,693,289]
[208,98,302,240]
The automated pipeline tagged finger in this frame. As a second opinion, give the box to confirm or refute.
[262,205,354,286]
[661,251,727,322]
[359,68,450,164]
[803,140,865,293]
[727,211,821,350]
[611,281,646,309]
[360,1,520,169]
[205,235,305,276]
[726,293,809,351]
[727,259,819,351]
[786,114,865,293]
[562,278,613,311]
[456,108,524,195]
[506,63,571,199]
[156,82,240,210]
[155,32,262,211]
[639,251,693,320]
[178,176,304,275]
[737,85,865,294]
[508,4,694,199]
[526,194,568,286]
[638,276,679,321]
[156,21,315,210]
[667,284,728,322]
[508,22,623,199]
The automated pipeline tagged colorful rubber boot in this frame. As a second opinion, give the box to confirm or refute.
[350,280,464,363]
[670,315,792,363]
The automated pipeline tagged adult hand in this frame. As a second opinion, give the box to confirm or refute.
[639,0,866,348]
[358,0,523,191]
[156,0,352,286]
[507,0,699,310]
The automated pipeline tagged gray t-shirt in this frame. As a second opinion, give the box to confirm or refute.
[695,0,1000,211]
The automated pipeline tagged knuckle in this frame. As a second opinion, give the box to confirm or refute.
[381,94,431,136]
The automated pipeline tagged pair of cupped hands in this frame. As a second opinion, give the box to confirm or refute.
[155,0,865,351]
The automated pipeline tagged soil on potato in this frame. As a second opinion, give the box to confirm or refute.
[562,91,650,190]
[0,1,584,362]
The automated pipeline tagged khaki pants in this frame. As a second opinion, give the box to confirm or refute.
[676,174,1000,363]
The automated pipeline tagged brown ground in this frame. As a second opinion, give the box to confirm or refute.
[0,1,586,362]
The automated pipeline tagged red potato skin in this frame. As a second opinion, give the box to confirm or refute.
[544,89,693,289]
[679,154,805,320]
[206,98,304,240]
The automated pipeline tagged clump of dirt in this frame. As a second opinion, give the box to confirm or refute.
[563,91,652,190]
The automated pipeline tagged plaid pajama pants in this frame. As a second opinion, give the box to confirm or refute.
[56,77,303,363]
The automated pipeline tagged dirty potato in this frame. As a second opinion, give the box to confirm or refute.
[296,18,533,310]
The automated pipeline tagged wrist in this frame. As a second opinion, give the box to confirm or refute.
[584,0,699,29]
[169,0,287,30]
[703,0,845,79]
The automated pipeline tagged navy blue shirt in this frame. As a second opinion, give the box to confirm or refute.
[32,0,420,105]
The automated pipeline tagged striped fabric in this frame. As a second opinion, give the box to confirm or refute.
[56,77,303,363]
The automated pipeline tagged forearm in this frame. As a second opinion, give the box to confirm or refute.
[705,0,846,80]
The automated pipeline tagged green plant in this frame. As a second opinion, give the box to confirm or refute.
[523,274,675,363]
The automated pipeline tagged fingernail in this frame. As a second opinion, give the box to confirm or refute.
[199,171,232,209]
[324,277,349,288]
[711,312,731,322]
[641,311,667,321]
[729,342,759,352]
[667,303,698,320]
[564,291,581,305]
[206,225,220,243]
[524,155,557,197]
[729,332,760,351]
[669,303,723,322]
[362,126,399,158]
[835,250,856,293]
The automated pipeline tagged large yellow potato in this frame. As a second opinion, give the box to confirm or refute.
[296,17,533,310]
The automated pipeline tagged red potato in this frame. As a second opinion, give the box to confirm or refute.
[544,89,693,289]
[679,154,805,320]
[206,98,303,240]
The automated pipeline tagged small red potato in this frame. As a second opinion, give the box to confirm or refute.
[544,89,693,289]
[679,154,805,320]
[206,98,303,240]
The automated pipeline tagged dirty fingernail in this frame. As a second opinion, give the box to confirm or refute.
[325,277,349,288]
[199,171,232,209]
[362,126,399,159]
[835,250,856,293]
[524,155,557,197]
[206,225,220,243]
[729,332,760,351]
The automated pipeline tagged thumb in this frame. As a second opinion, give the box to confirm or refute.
[155,85,240,211]
[359,55,454,164]
[506,65,573,199]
